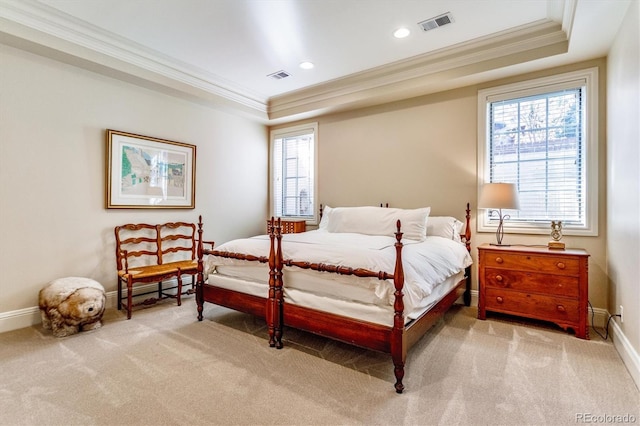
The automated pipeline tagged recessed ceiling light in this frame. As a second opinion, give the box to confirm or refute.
[393,28,410,39]
[299,61,314,69]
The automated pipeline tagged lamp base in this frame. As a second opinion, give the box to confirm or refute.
[490,243,512,247]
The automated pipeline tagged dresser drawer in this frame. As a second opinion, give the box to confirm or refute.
[482,252,580,275]
[484,268,579,298]
[266,219,306,234]
[478,244,589,339]
[485,288,580,323]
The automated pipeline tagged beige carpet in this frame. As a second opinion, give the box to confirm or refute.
[1,298,638,426]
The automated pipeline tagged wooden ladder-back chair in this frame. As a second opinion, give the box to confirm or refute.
[115,221,199,319]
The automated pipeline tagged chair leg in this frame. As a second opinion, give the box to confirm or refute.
[117,277,122,310]
[126,276,133,320]
[176,271,183,306]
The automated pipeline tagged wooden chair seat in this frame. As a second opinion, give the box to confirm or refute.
[117,260,197,281]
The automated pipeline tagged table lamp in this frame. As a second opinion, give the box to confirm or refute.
[478,183,520,246]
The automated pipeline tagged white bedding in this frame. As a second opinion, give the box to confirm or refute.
[205,230,472,316]
[209,270,464,326]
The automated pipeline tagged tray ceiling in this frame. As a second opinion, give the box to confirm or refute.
[0,0,632,123]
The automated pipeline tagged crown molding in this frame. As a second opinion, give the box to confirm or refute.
[0,0,575,123]
[547,0,577,40]
[0,0,269,119]
[268,19,569,120]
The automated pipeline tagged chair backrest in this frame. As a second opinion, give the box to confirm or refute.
[157,222,197,264]
[114,223,159,270]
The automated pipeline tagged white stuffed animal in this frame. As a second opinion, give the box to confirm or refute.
[39,277,106,337]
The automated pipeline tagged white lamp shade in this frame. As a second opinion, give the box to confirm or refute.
[479,183,520,210]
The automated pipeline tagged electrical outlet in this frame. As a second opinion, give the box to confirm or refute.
[620,305,624,323]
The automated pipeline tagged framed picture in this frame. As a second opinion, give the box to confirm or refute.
[106,130,196,209]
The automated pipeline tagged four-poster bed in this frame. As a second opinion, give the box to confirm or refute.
[196,203,472,393]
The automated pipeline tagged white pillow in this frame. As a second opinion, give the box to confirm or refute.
[318,205,333,231]
[427,216,464,242]
[326,206,430,241]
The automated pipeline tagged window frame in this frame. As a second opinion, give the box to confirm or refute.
[269,122,319,225]
[477,68,599,236]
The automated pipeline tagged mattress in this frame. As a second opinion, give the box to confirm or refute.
[206,269,465,326]
[204,229,471,325]
[205,231,472,315]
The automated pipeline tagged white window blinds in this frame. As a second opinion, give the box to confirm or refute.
[488,87,585,224]
[271,124,317,220]
[478,68,598,236]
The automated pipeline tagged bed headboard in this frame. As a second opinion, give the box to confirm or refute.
[461,202,471,253]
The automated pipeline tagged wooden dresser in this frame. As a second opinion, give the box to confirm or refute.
[478,244,590,339]
[266,219,306,234]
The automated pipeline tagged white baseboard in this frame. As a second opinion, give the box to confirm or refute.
[588,305,609,328]
[611,319,640,391]
[102,281,187,309]
[0,289,618,332]
[0,306,42,334]
[465,291,638,388]
[2,288,639,391]
[0,280,187,334]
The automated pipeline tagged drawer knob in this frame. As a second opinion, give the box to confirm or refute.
[495,275,503,282]
[496,296,504,304]
[556,262,566,269]
[557,305,566,312]
[495,257,504,264]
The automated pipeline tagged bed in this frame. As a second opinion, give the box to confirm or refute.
[196,203,472,393]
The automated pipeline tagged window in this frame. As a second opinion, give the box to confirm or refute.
[478,68,598,236]
[270,123,318,223]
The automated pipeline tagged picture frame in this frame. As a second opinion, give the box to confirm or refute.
[106,130,196,209]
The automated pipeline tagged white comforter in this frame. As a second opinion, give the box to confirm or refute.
[206,230,472,313]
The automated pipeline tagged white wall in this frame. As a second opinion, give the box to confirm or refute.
[315,88,477,213]
[275,60,609,315]
[2,7,637,386]
[607,0,640,380]
[0,44,268,322]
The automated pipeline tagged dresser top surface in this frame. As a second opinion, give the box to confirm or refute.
[478,243,589,257]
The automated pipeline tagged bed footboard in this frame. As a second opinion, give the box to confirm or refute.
[196,216,284,347]
[283,220,406,391]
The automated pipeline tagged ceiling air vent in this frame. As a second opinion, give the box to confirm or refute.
[418,12,454,32]
[268,70,291,80]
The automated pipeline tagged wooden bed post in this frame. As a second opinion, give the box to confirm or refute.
[274,218,284,349]
[463,202,472,307]
[266,218,278,347]
[196,216,205,321]
[391,220,406,394]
